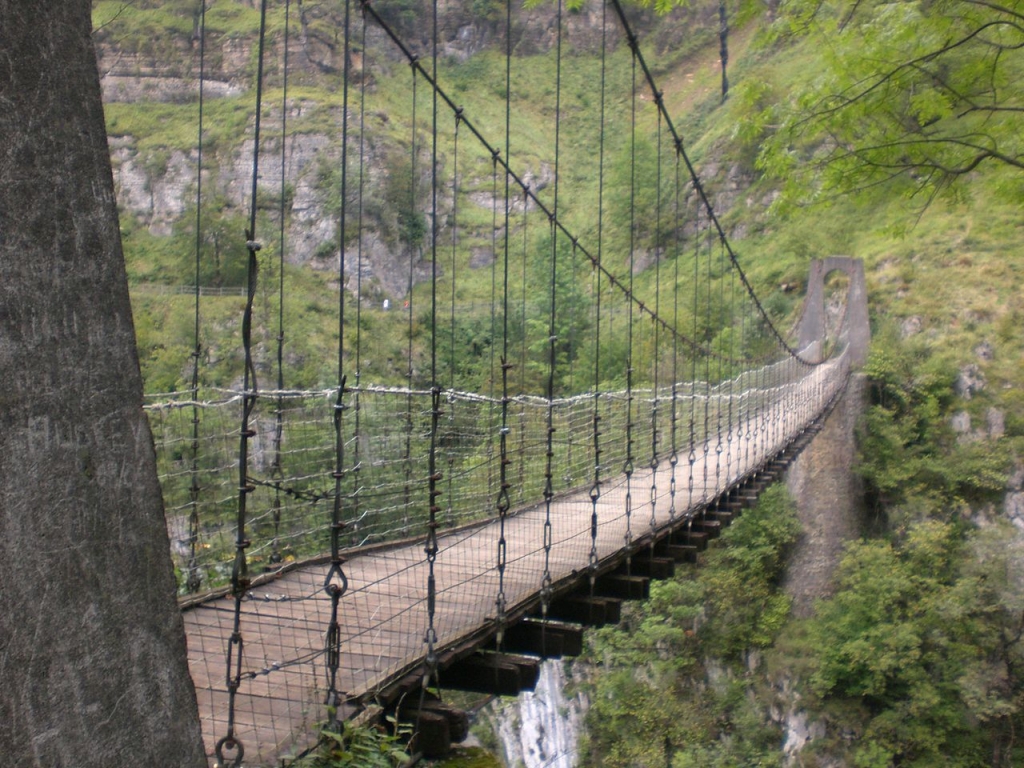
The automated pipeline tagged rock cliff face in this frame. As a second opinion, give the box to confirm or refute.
[93,0,695,298]
[99,29,432,296]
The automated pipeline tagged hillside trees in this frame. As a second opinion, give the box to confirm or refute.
[757,0,1024,208]
[856,332,1010,515]
[581,486,800,766]
[787,328,1021,766]
[805,522,1024,766]
[0,1,206,764]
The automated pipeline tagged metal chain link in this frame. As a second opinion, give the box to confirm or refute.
[495,358,513,644]
[589,391,602,585]
[649,383,659,536]
[425,386,443,682]
[217,0,269,755]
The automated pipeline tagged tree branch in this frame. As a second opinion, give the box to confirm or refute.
[796,20,1024,130]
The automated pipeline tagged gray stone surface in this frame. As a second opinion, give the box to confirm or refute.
[954,364,986,399]
[784,375,868,617]
[798,257,870,367]
[1005,492,1024,531]
[987,407,1005,439]
[0,3,206,765]
[785,257,870,616]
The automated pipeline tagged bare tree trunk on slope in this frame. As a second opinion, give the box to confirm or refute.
[0,2,207,766]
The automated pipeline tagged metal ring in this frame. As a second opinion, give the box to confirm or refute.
[214,736,244,767]
[324,563,349,597]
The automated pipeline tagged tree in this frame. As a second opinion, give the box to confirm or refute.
[807,521,1024,766]
[0,2,207,765]
[758,0,1024,208]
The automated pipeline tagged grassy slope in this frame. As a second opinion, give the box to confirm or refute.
[99,0,1024,435]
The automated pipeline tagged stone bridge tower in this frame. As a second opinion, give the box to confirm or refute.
[784,257,871,617]
[797,256,870,366]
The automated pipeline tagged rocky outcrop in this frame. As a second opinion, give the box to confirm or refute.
[94,0,725,300]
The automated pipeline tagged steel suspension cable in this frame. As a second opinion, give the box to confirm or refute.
[714,237,726,496]
[488,154,499,507]
[423,0,442,698]
[185,0,208,597]
[494,0,514,649]
[540,0,564,630]
[648,107,664,542]
[564,239,578,488]
[270,0,291,568]
[404,67,418,529]
[743,283,754,476]
[351,8,368,544]
[607,0,816,367]
[725,246,737,484]
[686,198,701,512]
[517,185,529,504]
[668,151,682,522]
[446,111,461,529]
[356,0,725,363]
[623,48,638,569]
[216,0,269,764]
[324,0,354,725]
[701,214,713,504]
[588,0,609,594]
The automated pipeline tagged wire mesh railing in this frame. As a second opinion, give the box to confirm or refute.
[149,344,848,597]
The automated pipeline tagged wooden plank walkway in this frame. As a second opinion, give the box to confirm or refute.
[182,361,844,765]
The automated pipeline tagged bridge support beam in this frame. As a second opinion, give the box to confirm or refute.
[398,692,470,758]
[442,651,542,697]
[656,541,699,563]
[504,618,586,658]
[596,573,651,600]
[548,594,622,626]
[620,555,675,580]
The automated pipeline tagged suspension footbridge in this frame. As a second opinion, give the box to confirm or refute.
[174,352,851,764]
[133,0,871,764]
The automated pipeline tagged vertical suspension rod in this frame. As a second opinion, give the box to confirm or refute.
[667,152,681,522]
[541,0,564,623]
[607,0,814,366]
[424,0,442,690]
[622,43,638,565]
[356,0,705,358]
[270,0,291,566]
[351,7,368,539]
[217,0,268,764]
[588,0,609,592]
[494,0,514,646]
[324,0,353,719]
[186,0,208,596]
[648,104,664,540]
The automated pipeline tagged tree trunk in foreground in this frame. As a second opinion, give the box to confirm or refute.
[0,2,207,766]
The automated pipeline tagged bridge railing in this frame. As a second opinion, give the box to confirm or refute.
[147,340,850,597]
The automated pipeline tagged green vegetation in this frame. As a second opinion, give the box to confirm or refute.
[293,717,410,768]
[581,485,800,766]
[754,0,1024,208]
[96,0,769,396]
[800,521,1024,767]
[580,334,1024,766]
[775,331,1022,766]
[857,329,1013,519]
